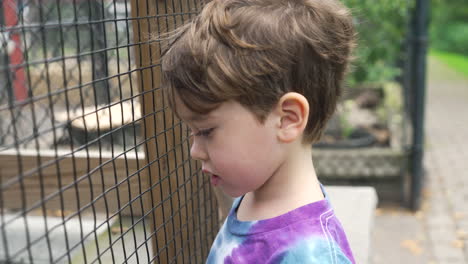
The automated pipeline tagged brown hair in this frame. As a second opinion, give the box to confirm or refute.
[161,0,355,143]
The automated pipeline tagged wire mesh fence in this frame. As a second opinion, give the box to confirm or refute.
[0,0,218,263]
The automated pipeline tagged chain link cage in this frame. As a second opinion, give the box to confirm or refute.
[0,0,219,263]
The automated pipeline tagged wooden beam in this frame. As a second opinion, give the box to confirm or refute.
[130,0,205,263]
[0,149,146,216]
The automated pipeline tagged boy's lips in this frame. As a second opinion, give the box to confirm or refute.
[202,169,221,186]
[210,174,220,186]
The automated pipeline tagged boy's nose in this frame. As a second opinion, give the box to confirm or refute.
[190,138,208,161]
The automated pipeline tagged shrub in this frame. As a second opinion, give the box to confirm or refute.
[430,0,468,56]
[343,0,413,88]
[431,22,468,56]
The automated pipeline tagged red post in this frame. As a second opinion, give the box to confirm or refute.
[3,0,27,102]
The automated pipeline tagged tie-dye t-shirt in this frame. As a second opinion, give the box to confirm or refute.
[206,190,355,264]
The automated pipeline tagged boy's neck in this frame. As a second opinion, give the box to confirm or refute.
[237,144,324,221]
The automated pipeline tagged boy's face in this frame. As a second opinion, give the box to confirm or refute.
[176,97,284,197]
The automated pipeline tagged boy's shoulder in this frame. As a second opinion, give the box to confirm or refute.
[207,196,355,263]
[273,235,354,264]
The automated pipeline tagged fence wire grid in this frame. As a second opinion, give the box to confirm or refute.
[0,0,218,263]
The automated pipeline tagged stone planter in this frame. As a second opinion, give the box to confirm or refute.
[313,82,411,203]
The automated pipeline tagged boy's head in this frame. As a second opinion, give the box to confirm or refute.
[162,0,355,143]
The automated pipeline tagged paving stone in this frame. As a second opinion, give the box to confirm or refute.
[426,214,457,229]
[371,209,432,264]
[432,241,466,263]
[457,219,468,232]
[426,199,450,215]
[464,244,468,262]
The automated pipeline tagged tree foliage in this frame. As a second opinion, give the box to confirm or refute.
[430,0,468,55]
[343,0,413,88]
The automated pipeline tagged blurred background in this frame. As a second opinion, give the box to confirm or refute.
[369,0,468,263]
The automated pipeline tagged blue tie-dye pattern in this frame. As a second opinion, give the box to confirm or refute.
[206,221,253,264]
[206,198,255,264]
[206,188,355,264]
[279,238,353,264]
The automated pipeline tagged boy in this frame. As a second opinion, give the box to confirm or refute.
[161,0,356,263]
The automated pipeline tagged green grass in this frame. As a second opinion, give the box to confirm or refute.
[430,50,468,77]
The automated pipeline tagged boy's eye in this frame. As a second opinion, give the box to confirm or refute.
[195,128,215,137]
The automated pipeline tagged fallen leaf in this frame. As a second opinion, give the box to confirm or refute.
[422,189,432,198]
[454,212,466,220]
[401,239,423,256]
[420,201,430,212]
[452,239,464,249]
[375,208,383,216]
[414,211,424,219]
[456,230,468,239]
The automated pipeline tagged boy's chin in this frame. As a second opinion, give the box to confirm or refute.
[218,187,244,199]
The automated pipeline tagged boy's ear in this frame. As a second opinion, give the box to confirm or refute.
[275,92,309,143]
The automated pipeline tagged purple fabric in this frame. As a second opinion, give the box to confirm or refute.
[207,190,355,263]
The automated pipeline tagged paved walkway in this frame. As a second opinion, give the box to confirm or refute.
[423,56,468,263]
[371,56,468,263]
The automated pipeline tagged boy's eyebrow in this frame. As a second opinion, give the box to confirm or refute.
[185,113,211,123]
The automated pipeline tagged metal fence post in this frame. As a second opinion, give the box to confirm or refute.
[409,0,429,210]
[90,0,111,105]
